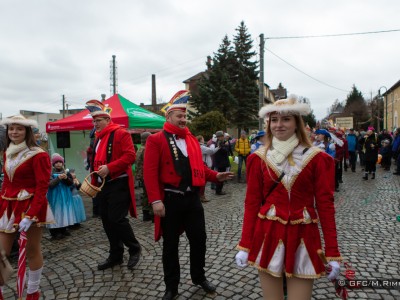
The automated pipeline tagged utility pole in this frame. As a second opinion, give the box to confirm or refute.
[258,33,265,131]
[62,95,65,118]
[379,86,388,130]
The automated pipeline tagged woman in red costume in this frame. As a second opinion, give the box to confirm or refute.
[0,115,54,300]
[235,96,342,300]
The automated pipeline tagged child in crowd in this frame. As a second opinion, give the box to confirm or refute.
[47,153,76,239]
[68,168,86,228]
[380,139,392,171]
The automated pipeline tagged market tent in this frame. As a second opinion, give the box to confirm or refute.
[46,94,165,132]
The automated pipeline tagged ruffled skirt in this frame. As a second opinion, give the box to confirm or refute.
[0,198,55,233]
[247,218,325,279]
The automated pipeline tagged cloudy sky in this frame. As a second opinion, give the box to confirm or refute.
[0,0,398,120]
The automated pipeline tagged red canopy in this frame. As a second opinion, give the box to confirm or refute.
[46,94,165,133]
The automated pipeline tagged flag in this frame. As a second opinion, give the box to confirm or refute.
[17,231,27,300]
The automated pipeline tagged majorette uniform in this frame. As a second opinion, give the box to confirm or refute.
[0,146,54,232]
[237,145,342,278]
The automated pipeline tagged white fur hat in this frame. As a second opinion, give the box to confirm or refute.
[259,95,311,119]
[0,114,38,127]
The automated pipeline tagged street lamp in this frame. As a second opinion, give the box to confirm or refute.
[378,86,388,130]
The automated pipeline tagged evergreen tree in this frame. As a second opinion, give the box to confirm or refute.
[190,35,236,120]
[231,21,259,131]
[343,85,369,129]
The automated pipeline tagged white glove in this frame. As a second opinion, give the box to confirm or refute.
[235,250,249,268]
[327,261,340,281]
[18,217,34,232]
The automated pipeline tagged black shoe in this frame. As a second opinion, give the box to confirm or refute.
[393,172,400,175]
[216,191,226,195]
[339,180,343,183]
[127,249,141,270]
[362,175,368,180]
[97,258,123,270]
[196,280,216,293]
[51,233,64,240]
[162,290,178,300]
[335,188,340,192]
[142,210,152,222]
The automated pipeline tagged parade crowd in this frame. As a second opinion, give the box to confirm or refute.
[0,92,400,300]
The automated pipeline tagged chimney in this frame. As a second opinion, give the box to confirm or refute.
[101,94,106,102]
[207,56,212,70]
[151,74,157,110]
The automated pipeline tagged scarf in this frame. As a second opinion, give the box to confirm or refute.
[6,141,29,158]
[5,141,43,181]
[269,134,299,165]
[163,122,205,186]
[93,123,120,172]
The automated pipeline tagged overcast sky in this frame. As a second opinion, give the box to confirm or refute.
[0,0,398,120]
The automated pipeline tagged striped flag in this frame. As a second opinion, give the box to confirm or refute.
[17,231,27,300]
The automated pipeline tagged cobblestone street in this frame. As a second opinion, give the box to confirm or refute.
[3,165,400,299]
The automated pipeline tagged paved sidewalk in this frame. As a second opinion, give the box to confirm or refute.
[3,166,400,299]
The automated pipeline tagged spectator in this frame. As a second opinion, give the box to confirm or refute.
[234,130,251,182]
[214,131,231,195]
[250,130,266,153]
[47,153,75,239]
[346,128,358,172]
[135,132,153,221]
[197,135,219,202]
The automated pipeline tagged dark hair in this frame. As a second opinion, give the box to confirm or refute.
[6,125,37,148]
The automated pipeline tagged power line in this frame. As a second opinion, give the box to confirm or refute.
[265,29,400,40]
[265,47,349,93]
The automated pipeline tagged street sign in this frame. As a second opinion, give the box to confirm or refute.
[336,117,353,129]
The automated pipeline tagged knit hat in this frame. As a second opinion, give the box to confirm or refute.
[51,153,64,166]
[85,100,112,118]
[0,115,38,128]
[140,132,151,143]
[367,126,375,131]
[259,95,311,119]
[215,131,224,137]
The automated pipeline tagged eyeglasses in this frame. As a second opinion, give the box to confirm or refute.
[93,118,105,124]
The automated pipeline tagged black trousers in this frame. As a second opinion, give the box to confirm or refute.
[349,151,357,171]
[365,161,377,173]
[215,166,226,193]
[97,177,141,260]
[161,191,207,291]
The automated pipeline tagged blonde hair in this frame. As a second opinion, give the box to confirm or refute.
[264,113,312,150]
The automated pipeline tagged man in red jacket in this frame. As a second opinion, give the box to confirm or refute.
[143,97,233,300]
[86,100,141,271]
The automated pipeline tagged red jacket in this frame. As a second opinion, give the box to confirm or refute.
[1,150,51,221]
[91,126,137,218]
[143,130,218,241]
[238,147,341,277]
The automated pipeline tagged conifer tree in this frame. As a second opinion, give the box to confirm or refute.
[343,85,369,129]
[190,35,236,120]
[231,21,259,131]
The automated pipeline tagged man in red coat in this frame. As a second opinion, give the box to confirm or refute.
[86,100,141,271]
[143,98,233,300]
